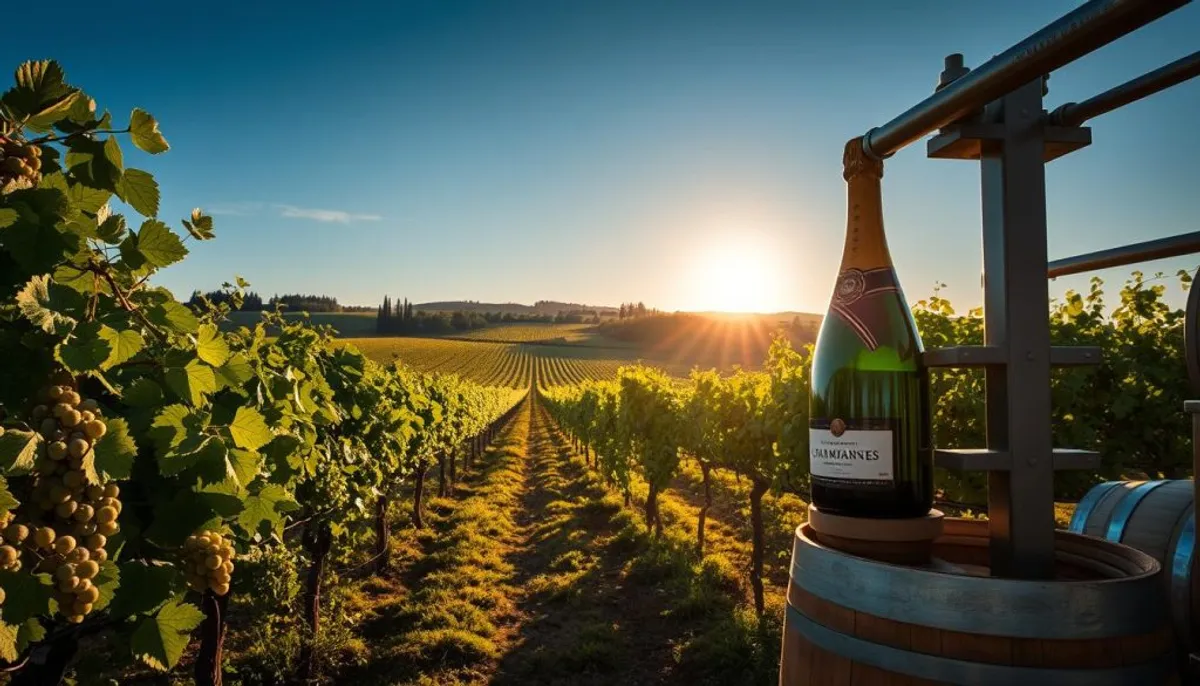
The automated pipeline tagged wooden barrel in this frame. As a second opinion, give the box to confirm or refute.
[1068,479,1196,648]
[780,519,1176,685]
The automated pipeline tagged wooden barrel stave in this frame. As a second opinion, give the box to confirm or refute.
[780,520,1176,685]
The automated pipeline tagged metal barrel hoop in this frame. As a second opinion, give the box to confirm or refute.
[1106,480,1169,542]
[1069,480,1124,533]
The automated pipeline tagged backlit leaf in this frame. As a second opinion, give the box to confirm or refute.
[228,407,272,451]
[115,168,159,217]
[130,108,170,154]
[130,598,203,671]
[136,220,187,269]
[195,323,230,367]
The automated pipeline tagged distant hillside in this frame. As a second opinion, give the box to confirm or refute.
[416,300,619,315]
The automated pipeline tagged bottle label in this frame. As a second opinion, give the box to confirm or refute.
[831,267,899,351]
[809,417,894,485]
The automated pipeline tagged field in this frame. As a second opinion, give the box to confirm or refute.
[441,323,609,345]
[347,336,691,388]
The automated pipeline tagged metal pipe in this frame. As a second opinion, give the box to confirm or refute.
[862,0,1190,160]
[1047,231,1200,278]
[1053,50,1200,126]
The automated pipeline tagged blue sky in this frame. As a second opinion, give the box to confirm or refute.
[12,0,1200,313]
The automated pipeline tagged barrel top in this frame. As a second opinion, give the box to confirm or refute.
[790,521,1166,639]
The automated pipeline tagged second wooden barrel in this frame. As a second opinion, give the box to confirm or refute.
[1068,479,1195,647]
[780,519,1176,685]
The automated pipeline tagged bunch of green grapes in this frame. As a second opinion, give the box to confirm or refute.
[2,384,123,623]
[0,137,42,193]
[183,531,235,596]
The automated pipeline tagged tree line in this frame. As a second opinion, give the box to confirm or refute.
[375,296,602,335]
[186,291,374,313]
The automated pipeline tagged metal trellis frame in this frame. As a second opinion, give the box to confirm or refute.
[856,0,1198,582]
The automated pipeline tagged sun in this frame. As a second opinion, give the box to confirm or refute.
[684,240,782,313]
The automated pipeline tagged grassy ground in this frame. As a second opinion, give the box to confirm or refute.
[319,396,778,686]
[223,310,378,336]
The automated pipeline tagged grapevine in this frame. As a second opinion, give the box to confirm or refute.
[0,59,523,685]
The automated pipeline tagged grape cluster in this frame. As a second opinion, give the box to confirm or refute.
[183,531,235,596]
[3,384,122,624]
[0,137,42,193]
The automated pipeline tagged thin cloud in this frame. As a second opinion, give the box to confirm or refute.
[207,202,264,216]
[275,204,382,223]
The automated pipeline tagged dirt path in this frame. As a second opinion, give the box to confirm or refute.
[342,395,777,685]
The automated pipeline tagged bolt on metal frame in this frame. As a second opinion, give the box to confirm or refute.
[856,0,1198,581]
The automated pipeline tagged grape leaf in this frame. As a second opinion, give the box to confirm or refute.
[130,598,203,671]
[93,417,136,481]
[3,60,71,122]
[0,478,18,511]
[109,561,175,618]
[0,430,41,474]
[57,321,113,373]
[115,168,159,217]
[146,301,198,334]
[196,323,230,367]
[68,183,111,214]
[192,437,231,485]
[165,359,216,407]
[136,220,187,269]
[144,490,242,548]
[123,378,164,408]
[99,327,144,369]
[0,622,16,663]
[237,484,298,538]
[0,571,52,624]
[0,617,43,663]
[227,449,261,490]
[0,208,17,229]
[97,213,127,243]
[215,353,254,390]
[130,109,170,154]
[148,405,192,452]
[92,560,120,612]
[182,209,214,241]
[228,407,272,451]
[16,274,78,335]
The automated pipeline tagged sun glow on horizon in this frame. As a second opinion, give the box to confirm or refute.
[681,238,785,314]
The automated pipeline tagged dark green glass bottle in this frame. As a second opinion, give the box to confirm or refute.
[808,138,932,519]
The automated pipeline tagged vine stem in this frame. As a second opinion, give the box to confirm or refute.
[89,265,168,344]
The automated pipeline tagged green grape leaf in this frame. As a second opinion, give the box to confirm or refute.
[93,417,136,481]
[3,60,71,122]
[158,434,212,476]
[11,619,45,661]
[136,220,187,269]
[115,168,159,217]
[146,301,198,334]
[149,404,192,452]
[68,183,112,214]
[215,353,254,390]
[0,430,41,474]
[192,438,231,485]
[165,359,216,407]
[97,213,127,243]
[92,560,121,613]
[16,274,77,335]
[228,449,261,489]
[263,435,302,482]
[0,571,53,624]
[104,135,124,170]
[0,622,17,663]
[0,477,18,511]
[56,321,113,373]
[144,490,243,548]
[228,407,272,451]
[130,598,204,672]
[237,484,299,538]
[99,327,144,370]
[195,323,230,367]
[129,109,170,154]
[109,561,175,618]
[182,209,214,240]
[0,208,17,229]
[123,378,164,408]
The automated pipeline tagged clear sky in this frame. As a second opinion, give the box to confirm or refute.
[12,0,1200,313]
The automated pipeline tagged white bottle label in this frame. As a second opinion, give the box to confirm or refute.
[809,423,894,483]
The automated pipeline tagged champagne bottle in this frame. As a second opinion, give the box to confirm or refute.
[808,137,932,519]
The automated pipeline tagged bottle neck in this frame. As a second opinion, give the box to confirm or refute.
[839,173,893,272]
